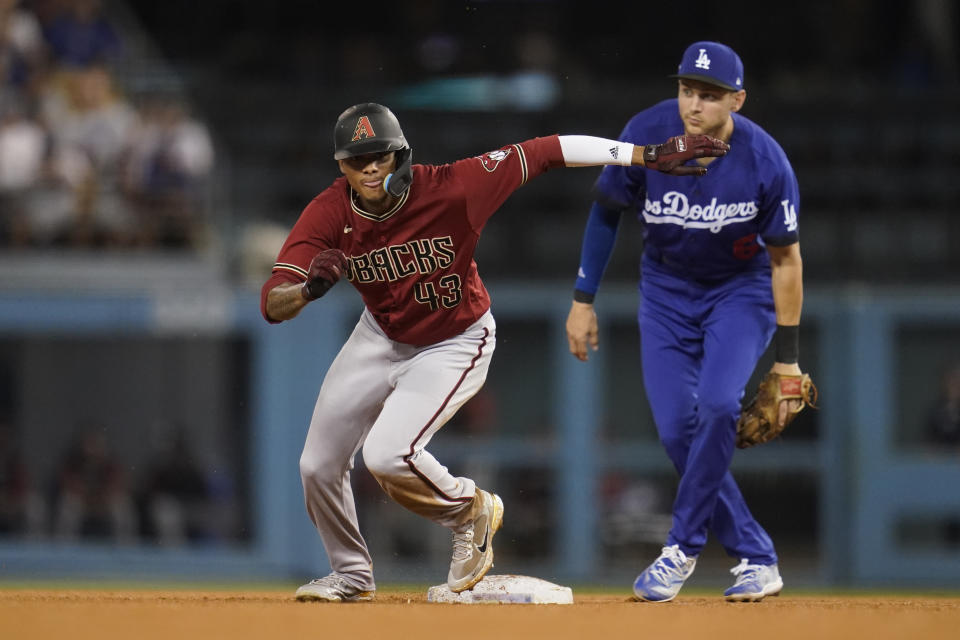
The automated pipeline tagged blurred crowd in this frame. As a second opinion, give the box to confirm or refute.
[0,0,214,250]
[0,418,245,546]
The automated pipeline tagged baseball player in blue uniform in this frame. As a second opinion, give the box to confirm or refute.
[566,41,805,602]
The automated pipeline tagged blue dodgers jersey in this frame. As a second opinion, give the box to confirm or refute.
[594,99,800,282]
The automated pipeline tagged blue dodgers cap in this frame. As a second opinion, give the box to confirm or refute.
[671,41,744,91]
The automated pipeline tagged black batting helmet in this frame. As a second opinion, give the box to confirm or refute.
[333,103,413,196]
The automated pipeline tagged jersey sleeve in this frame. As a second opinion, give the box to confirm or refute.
[452,135,565,231]
[591,118,648,211]
[259,196,342,322]
[756,150,801,247]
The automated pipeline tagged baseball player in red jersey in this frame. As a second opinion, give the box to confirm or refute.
[261,103,728,602]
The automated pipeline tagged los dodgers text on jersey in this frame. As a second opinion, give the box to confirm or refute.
[643,191,759,233]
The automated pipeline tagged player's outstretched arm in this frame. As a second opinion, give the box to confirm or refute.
[558,135,728,176]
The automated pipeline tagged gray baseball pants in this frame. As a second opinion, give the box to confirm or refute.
[298,308,496,590]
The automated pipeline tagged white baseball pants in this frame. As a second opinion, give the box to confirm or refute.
[298,307,496,590]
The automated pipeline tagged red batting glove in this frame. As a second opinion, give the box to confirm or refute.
[301,248,349,301]
[643,135,729,176]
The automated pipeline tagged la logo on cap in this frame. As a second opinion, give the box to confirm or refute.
[695,49,711,70]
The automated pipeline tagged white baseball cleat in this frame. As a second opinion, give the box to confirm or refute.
[724,559,783,602]
[295,573,375,602]
[447,489,504,593]
[632,544,698,602]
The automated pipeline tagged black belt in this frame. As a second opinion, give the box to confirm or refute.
[644,246,742,287]
[644,246,685,270]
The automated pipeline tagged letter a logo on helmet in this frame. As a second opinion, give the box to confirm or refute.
[334,103,414,196]
[352,116,376,142]
[334,103,407,160]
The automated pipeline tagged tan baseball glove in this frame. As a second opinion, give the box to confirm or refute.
[736,372,818,449]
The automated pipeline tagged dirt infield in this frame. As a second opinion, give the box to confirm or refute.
[2,589,959,640]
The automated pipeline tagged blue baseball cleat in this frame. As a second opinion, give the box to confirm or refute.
[724,559,783,602]
[632,544,697,602]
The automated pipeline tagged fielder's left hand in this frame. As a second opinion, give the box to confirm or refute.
[770,361,803,427]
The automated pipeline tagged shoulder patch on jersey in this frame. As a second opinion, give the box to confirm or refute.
[477,148,512,172]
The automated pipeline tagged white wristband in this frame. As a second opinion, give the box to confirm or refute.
[558,135,634,167]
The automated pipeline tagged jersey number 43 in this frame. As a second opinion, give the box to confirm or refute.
[414,274,463,310]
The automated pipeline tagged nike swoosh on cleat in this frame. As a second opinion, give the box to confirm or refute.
[476,527,489,554]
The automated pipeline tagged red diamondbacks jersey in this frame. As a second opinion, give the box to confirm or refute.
[261,135,564,345]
